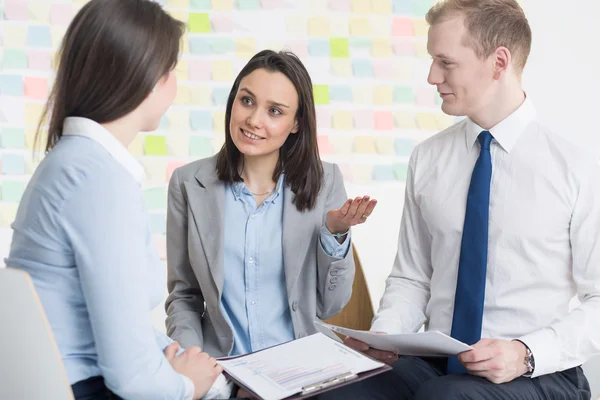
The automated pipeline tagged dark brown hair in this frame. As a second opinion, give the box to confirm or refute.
[36,0,185,152]
[216,50,323,212]
[426,0,532,72]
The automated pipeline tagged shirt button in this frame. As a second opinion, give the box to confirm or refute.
[331,276,339,283]
[292,301,298,311]
[328,284,337,291]
[330,269,339,276]
[248,257,254,264]
[251,301,256,305]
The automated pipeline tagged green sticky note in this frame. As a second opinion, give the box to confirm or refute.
[349,37,371,49]
[394,86,415,104]
[393,163,409,181]
[330,38,349,58]
[1,128,26,148]
[144,135,167,155]
[1,181,26,202]
[313,85,330,105]
[189,136,213,157]
[144,188,167,210]
[236,0,260,9]
[189,13,211,33]
[2,49,28,69]
[190,0,211,8]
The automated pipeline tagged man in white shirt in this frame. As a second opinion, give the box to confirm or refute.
[320,0,597,399]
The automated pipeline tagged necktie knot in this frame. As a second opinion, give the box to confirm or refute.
[478,130,493,151]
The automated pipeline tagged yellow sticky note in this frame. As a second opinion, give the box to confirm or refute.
[354,136,376,154]
[372,38,392,57]
[29,3,50,23]
[371,16,392,37]
[413,41,429,58]
[235,38,256,59]
[416,113,439,130]
[189,13,210,33]
[211,60,233,81]
[167,109,191,132]
[313,85,330,105]
[174,85,191,104]
[214,133,225,153]
[167,134,190,157]
[287,16,307,35]
[0,204,19,227]
[330,16,349,36]
[351,0,371,13]
[351,164,372,185]
[213,111,225,134]
[394,62,413,83]
[395,112,417,129]
[330,38,349,58]
[375,136,396,155]
[349,18,371,36]
[436,113,456,130]
[308,0,328,11]
[145,135,168,155]
[2,26,27,47]
[373,86,394,105]
[181,36,190,54]
[330,59,352,77]
[190,86,211,105]
[25,128,41,150]
[142,158,168,183]
[51,27,67,48]
[308,17,329,37]
[372,0,392,13]
[353,86,373,105]
[25,103,45,128]
[332,111,353,131]
[211,0,233,10]
[330,136,353,156]
[128,133,144,157]
[413,19,429,36]
[168,10,188,23]
[168,0,190,7]
[175,60,189,81]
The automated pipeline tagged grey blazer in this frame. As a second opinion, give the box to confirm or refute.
[164,155,355,356]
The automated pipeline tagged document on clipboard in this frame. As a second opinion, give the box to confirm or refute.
[217,333,391,400]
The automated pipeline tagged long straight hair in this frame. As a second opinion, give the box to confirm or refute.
[36,0,185,152]
[216,50,323,212]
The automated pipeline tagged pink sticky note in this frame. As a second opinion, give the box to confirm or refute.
[316,109,331,129]
[392,17,414,36]
[328,0,350,11]
[354,110,373,129]
[189,60,211,81]
[286,40,308,57]
[261,0,283,9]
[153,235,167,260]
[166,161,187,182]
[338,163,352,182]
[373,60,394,80]
[27,51,52,70]
[374,111,395,131]
[50,4,74,25]
[392,38,414,56]
[416,87,436,107]
[4,1,28,20]
[211,15,233,32]
[24,77,48,100]
[317,135,332,155]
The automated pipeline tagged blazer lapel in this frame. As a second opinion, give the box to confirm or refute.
[282,185,315,296]
[184,166,225,298]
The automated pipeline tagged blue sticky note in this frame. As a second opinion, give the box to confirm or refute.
[1,128,26,149]
[1,181,26,202]
[0,75,24,96]
[352,60,374,77]
[189,37,212,55]
[236,0,260,9]
[159,116,169,130]
[394,86,415,104]
[2,49,28,69]
[372,165,395,181]
[2,153,25,175]
[149,213,166,234]
[191,0,211,8]
[414,0,432,17]
[190,110,213,131]
[330,85,353,102]
[211,38,235,54]
[394,138,414,156]
[212,87,229,106]
[27,26,52,48]
[393,0,415,14]
[308,40,330,57]
[143,188,167,210]
[189,136,213,157]
[393,163,409,181]
[349,38,372,49]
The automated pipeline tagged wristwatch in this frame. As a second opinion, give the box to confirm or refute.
[522,343,535,377]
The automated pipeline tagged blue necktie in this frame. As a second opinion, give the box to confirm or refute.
[447,130,493,375]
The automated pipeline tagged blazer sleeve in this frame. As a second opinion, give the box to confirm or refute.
[165,168,206,349]
[316,163,356,319]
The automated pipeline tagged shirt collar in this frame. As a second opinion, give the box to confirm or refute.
[62,117,146,185]
[465,95,536,154]
[231,172,285,204]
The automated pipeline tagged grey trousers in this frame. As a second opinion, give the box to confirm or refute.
[317,356,591,400]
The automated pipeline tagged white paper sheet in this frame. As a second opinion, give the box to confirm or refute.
[315,321,472,356]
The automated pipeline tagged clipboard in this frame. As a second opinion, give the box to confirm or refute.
[218,333,392,400]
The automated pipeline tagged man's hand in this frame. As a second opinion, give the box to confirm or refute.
[459,338,528,384]
[343,334,398,365]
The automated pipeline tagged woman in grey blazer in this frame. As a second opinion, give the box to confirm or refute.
[165,50,377,361]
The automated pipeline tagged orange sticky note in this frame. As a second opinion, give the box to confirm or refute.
[24,77,48,100]
[374,111,394,130]
[392,17,413,36]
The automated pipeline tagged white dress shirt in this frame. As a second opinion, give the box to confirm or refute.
[371,98,600,378]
